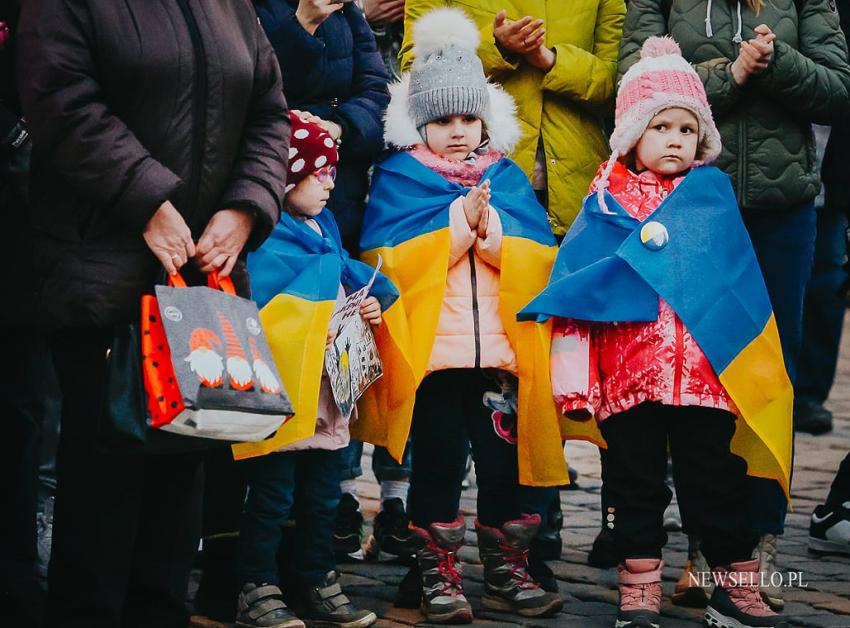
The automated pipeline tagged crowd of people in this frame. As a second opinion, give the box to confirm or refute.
[2,1,850,628]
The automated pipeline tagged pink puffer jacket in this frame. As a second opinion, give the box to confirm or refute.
[427,198,517,374]
[408,146,517,374]
[551,162,736,421]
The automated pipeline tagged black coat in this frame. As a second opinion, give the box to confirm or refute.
[822,0,850,213]
[254,0,389,253]
[17,0,290,328]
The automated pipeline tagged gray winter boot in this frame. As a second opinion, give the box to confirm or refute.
[475,514,563,617]
[410,516,474,624]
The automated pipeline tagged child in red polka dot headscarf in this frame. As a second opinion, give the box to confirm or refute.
[284,111,339,207]
[235,111,392,627]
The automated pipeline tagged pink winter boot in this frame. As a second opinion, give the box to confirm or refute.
[616,558,663,628]
[704,558,789,627]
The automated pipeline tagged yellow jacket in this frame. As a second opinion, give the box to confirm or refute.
[401,0,625,234]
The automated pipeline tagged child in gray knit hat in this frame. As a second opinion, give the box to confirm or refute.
[360,8,563,624]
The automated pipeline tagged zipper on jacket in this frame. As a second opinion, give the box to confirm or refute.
[468,249,481,369]
[673,313,684,406]
[176,0,208,226]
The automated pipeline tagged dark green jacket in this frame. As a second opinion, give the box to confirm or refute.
[619,0,850,212]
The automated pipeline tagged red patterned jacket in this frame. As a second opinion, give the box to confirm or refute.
[551,162,736,421]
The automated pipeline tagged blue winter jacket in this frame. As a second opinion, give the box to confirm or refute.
[254,0,390,253]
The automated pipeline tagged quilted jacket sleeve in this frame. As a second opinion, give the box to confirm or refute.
[619,0,745,116]
[541,0,625,106]
[755,0,850,124]
[332,7,391,162]
[256,1,327,102]
[17,0,181,232]
[218,23,290,251]
[551,318,600,419]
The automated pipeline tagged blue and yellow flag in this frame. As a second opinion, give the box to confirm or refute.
[520,166,793,497]
[355,151,568,486]
[232,209,398,460]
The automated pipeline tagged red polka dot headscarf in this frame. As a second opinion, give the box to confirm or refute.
[286,111,340,193]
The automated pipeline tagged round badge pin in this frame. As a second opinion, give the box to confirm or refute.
[640,221,669,251]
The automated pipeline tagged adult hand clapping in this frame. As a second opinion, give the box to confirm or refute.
[493,10,545,55]
[493,10,555,71]
[730,24,776,85]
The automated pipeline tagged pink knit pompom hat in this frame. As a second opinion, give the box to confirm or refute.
[595,36,721,208]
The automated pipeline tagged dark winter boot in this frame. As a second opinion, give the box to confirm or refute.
[475,515,563,617]
[410,516,473,624]
[364,498,417,560]
[299,571,376,627]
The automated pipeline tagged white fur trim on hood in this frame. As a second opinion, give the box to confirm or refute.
[383,74,522,155]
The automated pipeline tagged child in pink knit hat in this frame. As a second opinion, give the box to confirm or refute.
[527,36,791,628]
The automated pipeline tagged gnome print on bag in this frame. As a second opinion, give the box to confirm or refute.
[184,310,282,396]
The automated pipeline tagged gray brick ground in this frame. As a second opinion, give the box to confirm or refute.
[193,322,850,627]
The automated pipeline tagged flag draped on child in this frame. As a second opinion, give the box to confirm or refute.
[520,166,793,497]
[356,151,568,486]
[231,209,398,460]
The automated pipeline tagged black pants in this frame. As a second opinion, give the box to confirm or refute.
[48,329,204,628]
[826,451,850,508]
[409,369,520,529]
[1,330,49,622]
[600,402,756,567]
[238,449,341,587]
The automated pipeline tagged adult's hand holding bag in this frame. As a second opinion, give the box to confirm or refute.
[142,271,293,441]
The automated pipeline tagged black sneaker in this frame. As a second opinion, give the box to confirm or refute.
[365,498,417,560]
[793,399,833,435]
[809,501,850,556]
[334,493,364,561]
[299,571,377,627]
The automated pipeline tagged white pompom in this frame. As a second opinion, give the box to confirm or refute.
[412,8,479,60]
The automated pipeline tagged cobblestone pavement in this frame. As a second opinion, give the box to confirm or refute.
[193,328,850,628]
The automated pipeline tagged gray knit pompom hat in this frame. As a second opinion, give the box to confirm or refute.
[408,8,489,130]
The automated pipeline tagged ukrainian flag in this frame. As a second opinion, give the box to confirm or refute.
[232,209,397,460]
[520,166,793,497]
[354,151,569,486]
